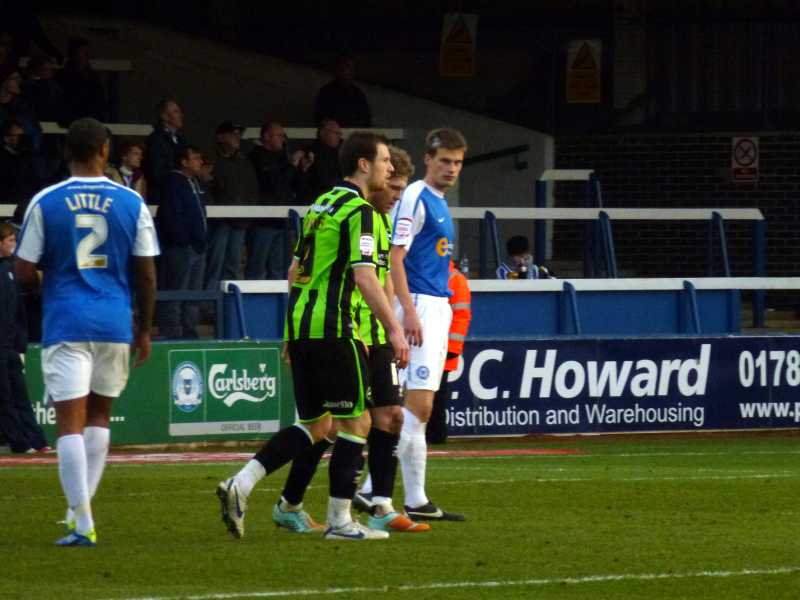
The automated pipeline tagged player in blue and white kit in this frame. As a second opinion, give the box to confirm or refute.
[389,128,467,521]
[15,118,159,547]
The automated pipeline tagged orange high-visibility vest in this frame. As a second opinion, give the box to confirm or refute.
[445,262,472,372]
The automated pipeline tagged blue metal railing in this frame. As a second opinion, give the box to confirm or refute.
[561,282,582,334]
[225,283,250,340]
[707,211,732,277]
[682,280,702,334]
[478,210,502,278]
[598,210,618,278]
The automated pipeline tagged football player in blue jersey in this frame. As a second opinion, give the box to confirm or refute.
[15,118,159,546]
[389,128,468,521]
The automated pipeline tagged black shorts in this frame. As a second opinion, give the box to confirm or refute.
[368,343,401,408]
[288,338,371,421]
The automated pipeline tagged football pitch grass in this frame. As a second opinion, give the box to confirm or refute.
[2,433,799,600]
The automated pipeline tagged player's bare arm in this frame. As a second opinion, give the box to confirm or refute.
[283,258,300,364]
[133,256,156,367]
[287,258,299,287]
[354,265,409,368]
[389,244,423,347]
[384,269,395,305]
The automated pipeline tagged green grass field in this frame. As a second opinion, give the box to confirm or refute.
[2,433,799,600]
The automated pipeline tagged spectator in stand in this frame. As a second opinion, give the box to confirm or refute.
[496,235,554,280]
[299,117,342,203]
[22,53,65,123]
[427,261,471,444]
[155,145,207,339]
[314,54,371,128]
[0,63,42,155]
[205,120,256,290]
[57,38,107,123]
[105,140,147,198]
[0,119,41,225]
[22,53,66,183]
[0,221,49,454]
[143,98,186,205]
[248,120,312,280]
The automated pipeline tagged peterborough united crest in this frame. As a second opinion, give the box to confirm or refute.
[172,361,203,413]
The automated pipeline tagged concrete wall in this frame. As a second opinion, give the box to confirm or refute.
[42,14,553,264]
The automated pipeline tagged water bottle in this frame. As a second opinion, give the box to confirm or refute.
[459,256,470,277]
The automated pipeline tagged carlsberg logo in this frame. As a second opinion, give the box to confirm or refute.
[208,363,277,407]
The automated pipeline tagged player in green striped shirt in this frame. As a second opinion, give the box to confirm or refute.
[273,147,428,535]
[217,132,409,542]
[351,147,429,532]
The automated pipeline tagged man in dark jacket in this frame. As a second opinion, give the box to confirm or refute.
[205,120,257,291]
[1,119,41,224]
[0,222,49,453]
[247,121,311,279]
[313,54,371,128]
[56,38,107,123]
[143,98,187,205]
[155,145,206,339]
[298,118,342,203]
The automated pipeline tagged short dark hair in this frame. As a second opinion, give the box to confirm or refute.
[117,139,143,159]
[259,121,282,139]
[506,235,530,257]
[425,128,467,157]
[174,144,201,168]
[339,131,389,177]
[317,117,339,131]
[66,118,109,163]
[155,97,179,124]
[0,221,16,240]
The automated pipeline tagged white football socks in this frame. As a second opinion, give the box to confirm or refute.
[398,407,429,508]
[359,472,373,495]
[235,459,266,497]
[57,434,94,535]
[84,426,110,498]
[327,496,352,529]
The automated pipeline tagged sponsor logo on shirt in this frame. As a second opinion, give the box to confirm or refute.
[395,217,413,241]
[360,234,375,257]
[436,237,453,257]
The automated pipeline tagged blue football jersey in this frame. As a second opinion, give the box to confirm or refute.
[16,176,159,346]
[390,180,454,297]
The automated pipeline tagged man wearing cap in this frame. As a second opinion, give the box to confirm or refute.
[204,120,258,292]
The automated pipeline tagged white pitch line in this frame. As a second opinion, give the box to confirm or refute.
[5,472,799,503]
[102,566,800,600]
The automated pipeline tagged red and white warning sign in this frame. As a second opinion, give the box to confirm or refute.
[731,137,759,183]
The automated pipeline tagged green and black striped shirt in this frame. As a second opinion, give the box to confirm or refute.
[354,212,391,346]
[285,183,382,341]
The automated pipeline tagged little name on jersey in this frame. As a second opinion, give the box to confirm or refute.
[65,193,114,213]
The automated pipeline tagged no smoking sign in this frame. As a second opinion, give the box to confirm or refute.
[731,137,759,183]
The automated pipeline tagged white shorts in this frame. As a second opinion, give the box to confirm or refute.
[395,294,452,391]
[42,342,131,402]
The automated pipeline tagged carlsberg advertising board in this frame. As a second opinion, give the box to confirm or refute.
[168,347,281,436]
